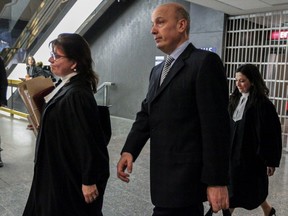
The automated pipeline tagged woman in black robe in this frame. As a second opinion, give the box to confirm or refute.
[23,33,110,216]
[228,64,282,216]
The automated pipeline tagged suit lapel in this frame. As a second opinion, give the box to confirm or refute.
[151,43,196,103]
[148,65,163,99]
[156,63,164,85]
[158,59,184,90]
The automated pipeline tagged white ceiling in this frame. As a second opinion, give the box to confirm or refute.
[1,0,288,22]
[187,0,288,15]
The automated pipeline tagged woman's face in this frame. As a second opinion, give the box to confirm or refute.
[235,72,252,93]
[48,45,76,77]
[28,57,34,66]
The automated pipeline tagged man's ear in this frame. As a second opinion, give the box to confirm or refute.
[177,18,187,33]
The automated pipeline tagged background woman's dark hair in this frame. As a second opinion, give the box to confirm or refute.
[229,64,269,115]
[49,33,99,93]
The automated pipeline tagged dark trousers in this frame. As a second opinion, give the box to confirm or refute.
[152,203,204,216]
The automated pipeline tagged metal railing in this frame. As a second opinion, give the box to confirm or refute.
[95,82,115,106]
[0,79,28,118]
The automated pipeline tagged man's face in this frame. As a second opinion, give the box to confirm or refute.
[151,5,183,54]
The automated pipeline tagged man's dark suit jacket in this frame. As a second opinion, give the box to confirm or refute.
[122,43,230,208]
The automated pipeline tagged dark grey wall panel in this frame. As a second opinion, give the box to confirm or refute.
[85,0,224,119]
[189,3,226,57]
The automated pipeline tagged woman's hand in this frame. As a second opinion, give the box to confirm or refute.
[82,184,99,204]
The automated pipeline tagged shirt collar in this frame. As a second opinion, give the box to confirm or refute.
[170,40,190,61]
[241,92,250,98]
[61,72,78,82]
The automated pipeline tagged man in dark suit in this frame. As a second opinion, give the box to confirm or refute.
[117,2,230,215]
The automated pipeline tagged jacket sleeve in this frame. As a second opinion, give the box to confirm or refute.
[120,67,157,161]
[121,98,150,161]
[258,100,282,167]
[63,89,109,185]
[196,52,230,185]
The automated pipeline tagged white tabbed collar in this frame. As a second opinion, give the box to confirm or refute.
[44,72,78,103]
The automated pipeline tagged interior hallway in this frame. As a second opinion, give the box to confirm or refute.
[0,111,287,216]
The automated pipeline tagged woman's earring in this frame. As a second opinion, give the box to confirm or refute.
[73,68,77,72]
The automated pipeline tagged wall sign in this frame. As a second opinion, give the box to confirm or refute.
[155,56,165,66]
[200,47,217,53]
[271,31,288,40]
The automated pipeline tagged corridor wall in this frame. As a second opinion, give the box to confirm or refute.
[85,0,225,119]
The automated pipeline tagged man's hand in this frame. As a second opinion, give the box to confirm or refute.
[82,184,99,204]
[207,186,229,213]
[117,152,133,183]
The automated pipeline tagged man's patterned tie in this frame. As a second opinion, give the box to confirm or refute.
[160,55,174,85]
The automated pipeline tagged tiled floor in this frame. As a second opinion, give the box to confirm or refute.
[0,111,287,216]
